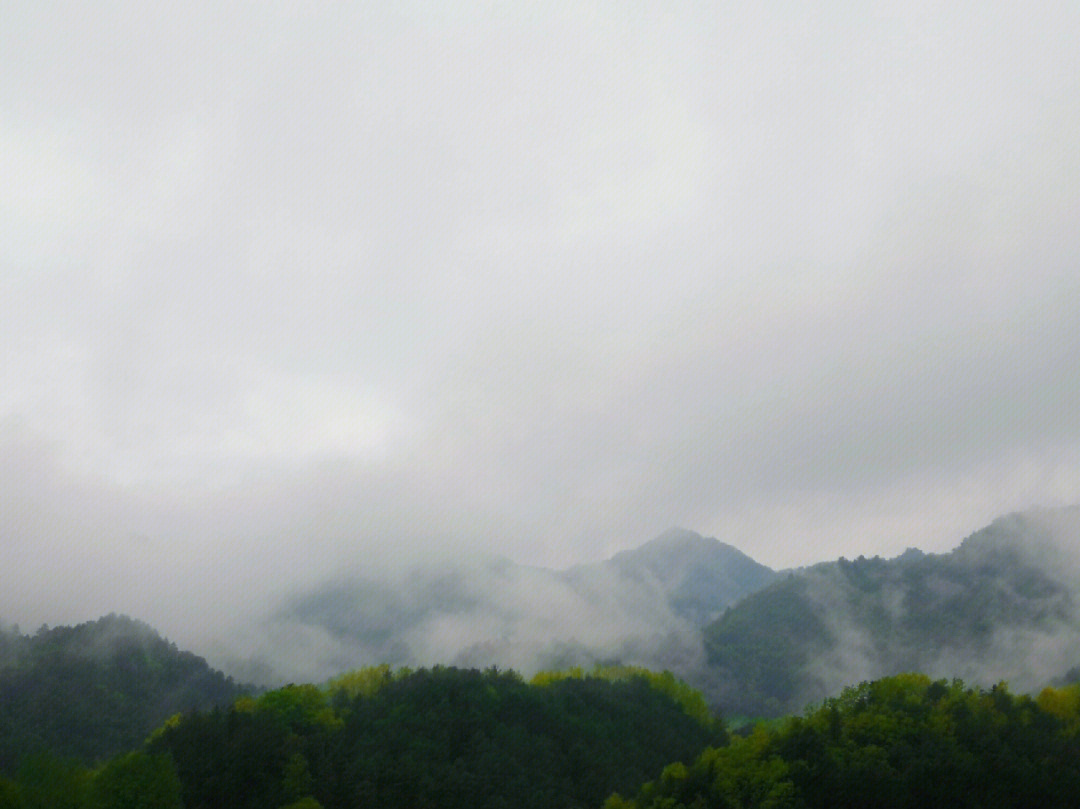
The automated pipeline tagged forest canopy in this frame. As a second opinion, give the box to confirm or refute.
[4,657,1080,808]
[607,674,1080,809]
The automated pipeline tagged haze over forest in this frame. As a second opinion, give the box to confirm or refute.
[3,1,1080,668]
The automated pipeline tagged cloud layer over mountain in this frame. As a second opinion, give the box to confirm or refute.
[3,3,1080,649]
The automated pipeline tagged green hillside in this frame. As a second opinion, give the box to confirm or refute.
[0,614,246,772]
[607,673,1080,809]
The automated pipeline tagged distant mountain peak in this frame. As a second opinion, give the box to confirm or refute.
[605,528,778,627]
[628,527,737,556]
[650,526,709,544]
[612,528,766,567]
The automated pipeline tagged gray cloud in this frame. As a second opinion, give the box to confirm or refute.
[3,1,1080,655]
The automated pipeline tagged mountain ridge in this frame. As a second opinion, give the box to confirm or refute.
[11,507,1079,731]
[702,506,1080,716]
[236,528,778,685]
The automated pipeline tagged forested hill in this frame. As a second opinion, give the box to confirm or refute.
[11,663,1080,808]
[147,665,724,809]
[0,614,246,771]
[702,508,1080,716]
[607,673,1080,809]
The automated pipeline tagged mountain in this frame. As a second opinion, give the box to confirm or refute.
[0,614,247,772]
[239,529,778,685]
[602,527,779,625]
[702,507,1080,716]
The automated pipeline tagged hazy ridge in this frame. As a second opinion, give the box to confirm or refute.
[704,506,1080,715]
[226,528,778,686]
[204,506,1080,720]
[5,507,1079,734]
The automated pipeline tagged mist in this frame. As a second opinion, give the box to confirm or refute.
[220,560,700,685]
[3,3,1080,675]
[791,508,1080,707]
[205,525,779,685]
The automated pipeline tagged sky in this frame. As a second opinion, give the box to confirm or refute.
[2,1,1080,646]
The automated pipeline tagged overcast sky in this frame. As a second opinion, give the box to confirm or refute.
[3,2,1080,642]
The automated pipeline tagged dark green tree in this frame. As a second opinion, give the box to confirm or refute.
[88,751,182,809]
[16,752,89,809]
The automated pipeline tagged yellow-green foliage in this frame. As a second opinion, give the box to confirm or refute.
[325,664,412,700]
[625,728,795,809]
[1037,684,1080,729]
[145,712,185,744]
[529,667,586,686]
[601,793,637,809]
[531,665,715,728]
[257,684,342,731]
[608,674,1080,809]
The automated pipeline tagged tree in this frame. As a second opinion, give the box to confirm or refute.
[0,777,20,809]
[15,752,89,809]
[88,752,182,809]
[280,799,323,809]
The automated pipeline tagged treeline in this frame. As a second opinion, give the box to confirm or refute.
[147,665,722,809]
[0,615,245,772]
[0,664,723,808]
[9,655,1080,808]
[607,673,1080,809]
[0,750,183,809]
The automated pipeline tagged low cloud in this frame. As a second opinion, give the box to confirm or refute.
[2,3,1080,667]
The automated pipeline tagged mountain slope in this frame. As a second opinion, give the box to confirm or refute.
[242,529,777,684]
[0,614,247,771]
[703,507,1080,716]
[602,527,778,625]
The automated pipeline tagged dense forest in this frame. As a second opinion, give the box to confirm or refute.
[606,674,1080,809]
[150,665,721,809]
[0,664,720,809]
[5,662,1080,808]
[0,615,245,772]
